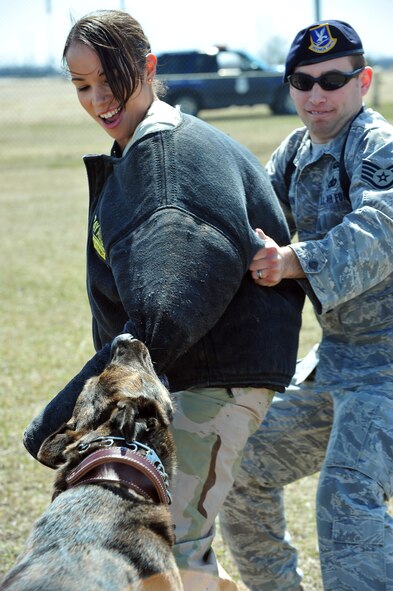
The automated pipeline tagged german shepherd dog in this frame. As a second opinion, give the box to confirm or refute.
[0,334,183,591]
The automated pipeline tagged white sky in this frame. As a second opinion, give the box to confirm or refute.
[1,0,392,67]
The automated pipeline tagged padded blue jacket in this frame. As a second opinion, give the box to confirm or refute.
[84,114,304,390]
[24,114,304,460]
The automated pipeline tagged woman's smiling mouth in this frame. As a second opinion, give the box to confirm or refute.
[99,106,122,126]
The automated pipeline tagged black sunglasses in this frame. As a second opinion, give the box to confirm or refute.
[288,67,364,91]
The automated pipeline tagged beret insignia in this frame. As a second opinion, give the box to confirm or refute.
[309,24,337,54]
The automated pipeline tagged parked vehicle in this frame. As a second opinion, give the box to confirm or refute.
[156,46,296,116]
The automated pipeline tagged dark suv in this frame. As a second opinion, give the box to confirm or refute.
[156,47,295,116]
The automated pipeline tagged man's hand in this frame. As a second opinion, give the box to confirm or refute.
[249,228,305,286]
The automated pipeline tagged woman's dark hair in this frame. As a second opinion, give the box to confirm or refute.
[63,10,151,107]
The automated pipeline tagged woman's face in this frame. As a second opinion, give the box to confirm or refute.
[66,42,156,150]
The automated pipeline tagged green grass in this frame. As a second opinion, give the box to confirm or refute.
[1,76,392,589]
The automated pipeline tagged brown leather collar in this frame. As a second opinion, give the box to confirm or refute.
[65,447,171,505]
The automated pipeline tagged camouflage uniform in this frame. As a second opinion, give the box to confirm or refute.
[220,345,329,591]
[170,386,274,590]
[221,108,393,591]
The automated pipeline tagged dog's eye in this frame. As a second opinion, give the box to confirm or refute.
[146,417,158,431]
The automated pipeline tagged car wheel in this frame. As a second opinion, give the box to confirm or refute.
[173,94,200,116]
[270,85,296,115]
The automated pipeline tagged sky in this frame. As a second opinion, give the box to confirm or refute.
[1,0,393,68]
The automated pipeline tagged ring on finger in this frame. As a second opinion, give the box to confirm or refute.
[256,269,264,280]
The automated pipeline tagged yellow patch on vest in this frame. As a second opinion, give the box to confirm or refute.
[92,216,106,261]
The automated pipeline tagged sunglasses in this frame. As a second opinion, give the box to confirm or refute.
[288,67,364,91]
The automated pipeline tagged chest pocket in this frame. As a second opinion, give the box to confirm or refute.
[316,163,352,233]
[291,159,352,240]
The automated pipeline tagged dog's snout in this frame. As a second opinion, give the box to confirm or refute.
[110,333,135,358]
[110,334,150,369]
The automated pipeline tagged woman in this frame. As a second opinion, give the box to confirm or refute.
[24,10,304,590]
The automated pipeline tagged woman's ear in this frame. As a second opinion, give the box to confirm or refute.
[146,53,157,82]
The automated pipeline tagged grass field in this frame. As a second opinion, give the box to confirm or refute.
[1,72,393,588]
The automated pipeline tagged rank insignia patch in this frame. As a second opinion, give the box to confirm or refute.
[92,215,106,261]
[308,24,337,54]
[362,161,393,190]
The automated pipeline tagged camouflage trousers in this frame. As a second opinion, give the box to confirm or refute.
[169,385,274,591]
[220,381,393,591]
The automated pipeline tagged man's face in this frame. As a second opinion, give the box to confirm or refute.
[289,56,372,143]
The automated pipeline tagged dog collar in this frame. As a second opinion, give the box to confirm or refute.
[65,444,172,505]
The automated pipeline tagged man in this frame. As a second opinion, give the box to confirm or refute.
[220,20,393,591]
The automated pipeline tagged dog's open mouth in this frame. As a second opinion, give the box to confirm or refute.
[37,334,176,510]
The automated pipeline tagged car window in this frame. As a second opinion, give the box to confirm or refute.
[194,54,217,73]
[217,51,242,71]
[217,51,267,72]
[157,53,217,74]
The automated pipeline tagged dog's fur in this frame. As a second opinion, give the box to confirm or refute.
[0,334,183,591]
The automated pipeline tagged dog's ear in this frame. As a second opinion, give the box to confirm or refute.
[37,422,77,468]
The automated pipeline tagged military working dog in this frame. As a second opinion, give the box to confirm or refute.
[0,334,183,591]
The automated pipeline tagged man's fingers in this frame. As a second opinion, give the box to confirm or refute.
[255,228,267,240]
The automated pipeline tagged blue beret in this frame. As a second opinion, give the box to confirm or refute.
[284,20,364,81]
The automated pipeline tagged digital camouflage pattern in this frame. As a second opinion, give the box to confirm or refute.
[221,108,393,591]
[221,346,330,591]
